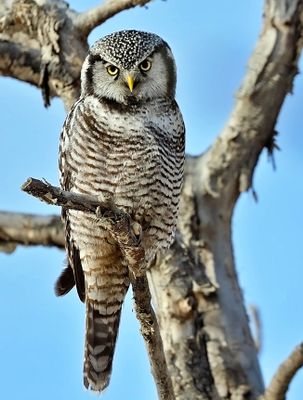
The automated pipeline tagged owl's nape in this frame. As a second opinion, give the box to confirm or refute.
[81,30,177,103]
[57,29,185,393]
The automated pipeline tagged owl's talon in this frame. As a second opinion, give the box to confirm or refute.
[131,221,142,243]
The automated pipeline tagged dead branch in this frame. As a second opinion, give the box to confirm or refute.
[0,41,42,87]
[21,177,113,214]
[21,177,144,272]
[75,0,153,36]
[262,343,303,400]
[0,0,84,108]
[131,274,174,400]
[0,211,63,253]
[198,0,303,203]
[0,0,156,109]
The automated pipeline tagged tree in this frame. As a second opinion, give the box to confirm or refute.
[0,0,302,399]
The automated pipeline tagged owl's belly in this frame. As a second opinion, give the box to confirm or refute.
[71,152,176,258]
[67,116,178,258]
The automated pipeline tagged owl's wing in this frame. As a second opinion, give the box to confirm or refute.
[55,99,85,302]
[55,209,85,302]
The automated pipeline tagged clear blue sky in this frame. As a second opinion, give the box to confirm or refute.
[1,1,302,399]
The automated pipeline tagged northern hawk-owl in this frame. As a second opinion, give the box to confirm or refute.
[55,30,185,392]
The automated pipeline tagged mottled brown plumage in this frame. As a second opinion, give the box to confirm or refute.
[55,30,185,392]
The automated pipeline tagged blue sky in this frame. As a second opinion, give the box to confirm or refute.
[0,1,302,399]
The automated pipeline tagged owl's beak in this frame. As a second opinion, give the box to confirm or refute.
[126,74,135,93]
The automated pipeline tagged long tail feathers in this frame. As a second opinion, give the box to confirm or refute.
[83,300,123,392]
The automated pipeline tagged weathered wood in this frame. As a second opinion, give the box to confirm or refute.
[21,177,145,273]
[132,274,175,400]
[74,0,153,36]
[0,211,63,252]
[148,0,303,398]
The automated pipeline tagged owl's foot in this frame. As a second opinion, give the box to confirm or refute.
[131,221,142,244]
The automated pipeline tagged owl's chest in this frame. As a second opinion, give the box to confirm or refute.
[71,113,161,209]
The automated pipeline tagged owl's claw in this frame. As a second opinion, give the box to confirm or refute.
[131,221,142,244]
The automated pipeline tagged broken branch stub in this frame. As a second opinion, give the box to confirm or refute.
[21,177,145,274]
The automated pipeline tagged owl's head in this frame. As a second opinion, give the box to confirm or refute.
[81,30,177,104]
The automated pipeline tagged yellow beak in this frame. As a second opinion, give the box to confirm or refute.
[126,74,134,92]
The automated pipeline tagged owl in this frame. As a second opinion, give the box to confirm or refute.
[55,30,185,392]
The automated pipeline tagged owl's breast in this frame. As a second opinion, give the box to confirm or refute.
[69,104,160,219]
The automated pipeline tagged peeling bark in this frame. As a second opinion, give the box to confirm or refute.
[148,234,217,400]
[148,0,303,398]
[0,0,86,108]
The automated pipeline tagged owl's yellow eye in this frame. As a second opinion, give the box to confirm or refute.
[107,65,119,76]
[139,59,152,72]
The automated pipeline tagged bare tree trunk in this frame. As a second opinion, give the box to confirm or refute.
[148,2,303,398]
[1,0,303,399]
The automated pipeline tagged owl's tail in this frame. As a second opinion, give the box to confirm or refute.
[83,276,129,392]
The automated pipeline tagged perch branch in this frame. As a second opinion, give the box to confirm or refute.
[21,177,172,398]
[262,343,303,400]
[21,177,145,274]
[21,177,114,214]
[75,0,153,36]
[131,274,174,400]
[0,211,63,253]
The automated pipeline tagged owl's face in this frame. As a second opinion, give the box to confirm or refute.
[81,30,177,104]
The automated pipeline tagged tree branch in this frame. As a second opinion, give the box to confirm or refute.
[131,274,174,400]
[262,343,303,400]
[0,41,42,87]
[21,177,145,274]
[21,177,112,214]
[0,211,63,253]
[0,0,156,109]
[0,0,85,109]
[74,0,153,37]
[198,0,303,203]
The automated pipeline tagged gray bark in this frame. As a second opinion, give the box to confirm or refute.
[1,0,303,399]
[0,211,63,252]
